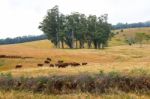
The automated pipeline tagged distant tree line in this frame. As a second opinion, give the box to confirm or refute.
[39,5,112,49]
[113,21,150,29]
[0,35,47,45]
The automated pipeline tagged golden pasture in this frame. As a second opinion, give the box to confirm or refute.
[0,39,150,77]
[0,28,150,98]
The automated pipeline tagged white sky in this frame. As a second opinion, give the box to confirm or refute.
[0,0,150,39]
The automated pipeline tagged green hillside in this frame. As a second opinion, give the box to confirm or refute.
[109,27,150,46]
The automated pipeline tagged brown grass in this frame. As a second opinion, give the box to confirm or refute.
[0,28,150,98]
[1,90,150,99]
[0,40,150,77]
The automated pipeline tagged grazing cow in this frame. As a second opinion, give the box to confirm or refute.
[55,63,69,68]
[15,64,22,69]
[0,55,6,58]
[47,58,52,61]
[82,62,87,65]
[49,64,54,67]
[37,64,43,67]
[70,62,80,66]
[44,60,50,64]
[22,57,33,59]
[9,56,21,59]
[58,60,64,64]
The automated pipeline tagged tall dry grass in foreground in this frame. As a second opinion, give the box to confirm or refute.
[0,90,150,99]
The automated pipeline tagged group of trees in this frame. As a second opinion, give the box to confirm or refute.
[0,35,47,45]
[39,5,112,49]
[113,21,150,29]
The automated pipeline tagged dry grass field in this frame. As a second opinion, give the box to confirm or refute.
[0,90,150,99]
[0,40,150,77]
[0,28,150,98]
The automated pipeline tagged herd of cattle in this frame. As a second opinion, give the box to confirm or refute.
[15,57,87,69]
[0,54,88,69]
[38,57,87,68]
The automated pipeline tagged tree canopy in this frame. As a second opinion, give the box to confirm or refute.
[39,5,112,49]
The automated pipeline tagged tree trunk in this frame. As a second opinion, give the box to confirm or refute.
[82,42,84,48]
[79,41,82,49]
[56,31,59,48]
[88,40,92,49]
[102,43,105,49]
[94,41,97,49]
[58,41,61,48]
[98,43,101,49]
[79,41,84,49]
[61,40,64,49]
[71,31,74,49]
[76,39,78,49]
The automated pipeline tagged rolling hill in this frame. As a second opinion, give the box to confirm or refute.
[0,27,150,98]
[110,27,150,46]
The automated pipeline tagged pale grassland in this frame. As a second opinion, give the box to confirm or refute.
[0,28,150,98]
[0,40,150,77]
[0,90,150,99]
[115,27,150,38]
[110,27,150,46]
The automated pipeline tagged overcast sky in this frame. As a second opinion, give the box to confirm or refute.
[0,0,150,39]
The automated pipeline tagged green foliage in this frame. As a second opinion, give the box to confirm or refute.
[0,35,46,45]
[0,72,12,79]
[113,22,150,29]
[0,60,4,67]
[39,5,59,48]
[99,70,104,76]
[124,37,135,46]
[108,71,120,78]
[0,63,3,67]
[39,6,111,49]
[120,29,124,32]
[130,68,149,76]
[135,32,146,47]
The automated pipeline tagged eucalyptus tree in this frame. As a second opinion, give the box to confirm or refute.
[39,5,112,49]
[96,14,111,49]
[39,5,59,48]
[78,14,87,48]
[87,15,97,48]
[58,14,66,48]
[64,15,75,48]
[71,12,80,48]
[65,13,82,48]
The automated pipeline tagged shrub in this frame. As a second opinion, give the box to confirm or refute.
[108,71,120,78]
[0,72,150,94]
[99,70,104,76]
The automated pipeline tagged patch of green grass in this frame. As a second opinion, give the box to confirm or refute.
[0,59,5,67]
[130,68,150,76]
